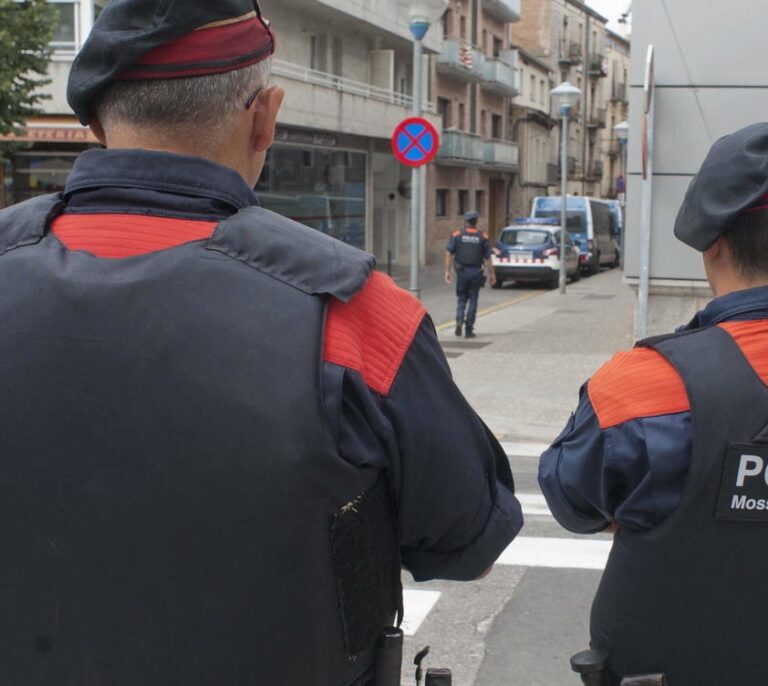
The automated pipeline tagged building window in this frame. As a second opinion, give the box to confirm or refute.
[460,15,467,40]
[492,114,503,140]
[458,190,469,216]
[458,102,466,130]
[48,0,78,52]
[442,9,452,37]
[493,37,503,58]
[530,75,536,104]
[540,79,546,105]
[437,98,452,129]
[480,109,487,138]
[475,190,485,215]
[436,189,449,217]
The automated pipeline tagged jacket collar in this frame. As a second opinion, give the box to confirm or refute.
[683,284,768,330]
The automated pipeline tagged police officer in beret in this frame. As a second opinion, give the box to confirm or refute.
[445,211,496,338]
[539,122,768,684]
[0,2,524,685]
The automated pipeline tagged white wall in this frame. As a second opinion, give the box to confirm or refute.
[625,0,768,282]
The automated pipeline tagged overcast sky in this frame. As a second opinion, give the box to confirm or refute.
[586,0,631,32]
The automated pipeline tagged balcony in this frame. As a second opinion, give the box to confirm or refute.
[271,60,438,141]
[481,56,520,97]
[589,52,608,78]
[436,39,485,82]
[481,0,521,23]
[587,160,604,180]
[558,41,582,65]
[436,130,484,167]
[611,81,628,103]
[587,107,607,129]
[607,140,622,158]
[549,155,577,180]
[483,139,519,171]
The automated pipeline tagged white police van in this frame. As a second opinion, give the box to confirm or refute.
[531,196,618,275]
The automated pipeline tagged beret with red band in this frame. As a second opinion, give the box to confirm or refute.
[67,0,276,125]
[675,122,768,252]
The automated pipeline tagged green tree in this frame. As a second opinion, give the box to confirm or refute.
[0,0,57,139]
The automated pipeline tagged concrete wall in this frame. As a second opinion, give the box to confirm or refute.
[626,0,768,285]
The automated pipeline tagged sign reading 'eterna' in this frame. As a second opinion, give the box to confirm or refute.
[715,443,768,521]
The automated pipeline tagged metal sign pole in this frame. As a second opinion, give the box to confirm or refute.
[559,111,569,294]
[410,38,424,300]
[637,45,655,340]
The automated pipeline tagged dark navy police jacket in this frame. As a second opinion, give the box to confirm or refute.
[539,285,768,532]
[48,148,522,580]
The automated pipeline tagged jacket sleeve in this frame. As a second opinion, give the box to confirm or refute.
[538,350,694,533]
[323,273,522,582]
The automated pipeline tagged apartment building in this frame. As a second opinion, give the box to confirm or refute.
[509,46,554,217]
[514,0,610,198]
[2,0,443,265]
[424,0,522,263]
[600,29,630,199]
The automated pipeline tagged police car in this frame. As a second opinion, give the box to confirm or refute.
[491,219,581,289]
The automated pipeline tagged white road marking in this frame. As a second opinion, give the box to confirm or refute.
[517,492,552,517]
[496,536,611,570]
[401,589,442,636]
[501,441,550,458]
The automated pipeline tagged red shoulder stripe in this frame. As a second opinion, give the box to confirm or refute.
[324,272,426,396]
[588,347,690,429]
[51,213,218,258]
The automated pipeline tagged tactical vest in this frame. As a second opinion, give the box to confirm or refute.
[454,228,485,268]
[0,195,401,686]
[591,325,768,685]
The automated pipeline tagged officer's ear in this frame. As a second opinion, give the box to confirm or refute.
[249,85,285,153]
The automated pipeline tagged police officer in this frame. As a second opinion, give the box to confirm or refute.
[445,211,496,338]
[0,3,524,685]
[539,123,768,685]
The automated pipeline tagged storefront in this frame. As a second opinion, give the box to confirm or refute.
[1,118,99,207]
[257,129,368,251]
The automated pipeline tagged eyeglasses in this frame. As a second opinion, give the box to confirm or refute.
[245,87,264,110]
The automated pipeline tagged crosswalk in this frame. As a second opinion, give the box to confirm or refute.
[401,443,612,636]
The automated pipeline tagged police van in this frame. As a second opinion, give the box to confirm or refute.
[531,196,618,275]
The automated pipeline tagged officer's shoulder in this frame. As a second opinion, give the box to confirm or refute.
[482,232,489,240]
[324,272,427,396]
[209,206,374,302]
[0,193,63,252]
[587,346,690,429]
[451,230,461,237]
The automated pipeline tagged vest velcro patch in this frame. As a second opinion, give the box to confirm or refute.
[715,443,768,521]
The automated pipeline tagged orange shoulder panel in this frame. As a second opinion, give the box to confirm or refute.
[452,230,461,237]
[324,272,427,396]
[719,320,768,384]
[588,347,690,429]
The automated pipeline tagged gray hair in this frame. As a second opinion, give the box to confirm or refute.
[95,59,272,144]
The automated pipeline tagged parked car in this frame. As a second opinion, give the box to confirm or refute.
[605,199,623,268]
[491,219,580,289]
[531,196,618,275]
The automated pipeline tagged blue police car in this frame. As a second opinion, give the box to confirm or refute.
[491,219,581,289]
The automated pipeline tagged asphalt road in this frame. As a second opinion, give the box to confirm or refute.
[397,267,635,686]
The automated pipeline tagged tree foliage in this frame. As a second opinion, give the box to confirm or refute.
[0,0,57,137]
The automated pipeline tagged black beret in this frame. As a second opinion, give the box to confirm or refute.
[464,211,480,222]
[675,122,768,252]
[67,0,275,126]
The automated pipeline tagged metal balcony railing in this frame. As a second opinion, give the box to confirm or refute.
[587,107,607,128]
[436,38,485,83]
[436,130,484,166]
[589,52,608,77]
[481,0,521,23]
[559,40,582,64]
[272,59,437,113]
[481,57,520,97]
[611,81,627,103]
[483,139,519,170]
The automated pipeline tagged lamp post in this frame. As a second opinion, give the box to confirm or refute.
[550,81,582,295]
[399,0,449,299]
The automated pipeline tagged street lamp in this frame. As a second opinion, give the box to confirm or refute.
[399,0,449,299]
[550,81,581,295]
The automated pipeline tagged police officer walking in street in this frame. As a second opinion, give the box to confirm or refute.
[0,2,524,685]
[445,211,496,338]
[540,123,768,685]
